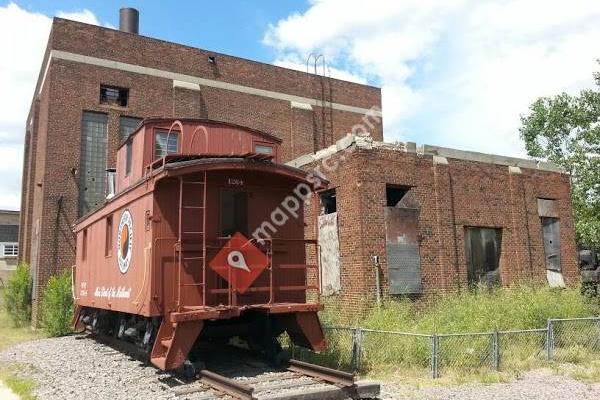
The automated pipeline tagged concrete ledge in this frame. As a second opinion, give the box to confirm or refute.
[173,80,200,91]
[287,133,565,174]
[290,101,312,110]
[509,166,522,174]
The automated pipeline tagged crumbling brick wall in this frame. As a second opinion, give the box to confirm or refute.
[302,142,578,310]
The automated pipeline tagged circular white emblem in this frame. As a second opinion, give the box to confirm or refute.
[117,210,133,274]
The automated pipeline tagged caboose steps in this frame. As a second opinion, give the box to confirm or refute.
[151,319,204,371]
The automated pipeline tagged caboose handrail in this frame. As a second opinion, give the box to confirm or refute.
[213,236,321,306]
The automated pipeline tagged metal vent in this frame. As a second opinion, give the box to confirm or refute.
[119,8,139,34]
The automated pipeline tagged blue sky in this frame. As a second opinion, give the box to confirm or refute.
[16,1,309,71]
[1,0,600,210]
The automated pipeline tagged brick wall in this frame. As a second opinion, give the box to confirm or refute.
[20,18,383,320]
[303,144,578,309]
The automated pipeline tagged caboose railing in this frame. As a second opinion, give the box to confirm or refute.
[209,237,321,307]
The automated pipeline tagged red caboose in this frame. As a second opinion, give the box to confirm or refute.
[72,118,327,372]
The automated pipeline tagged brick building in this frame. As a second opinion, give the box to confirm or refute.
[19,14,382,319]
[0,210,20,284]
[289,135,577,306]
[20,10,576,318]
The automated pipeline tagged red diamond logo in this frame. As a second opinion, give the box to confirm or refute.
[209,232,269,294]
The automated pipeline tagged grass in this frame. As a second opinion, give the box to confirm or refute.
[0,289,46,399]
[0,289,47,351]
[0,366,36,400]
[303,284,600,385]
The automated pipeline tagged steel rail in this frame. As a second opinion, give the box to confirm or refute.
[198,369,255,400]
[287,359,355,387]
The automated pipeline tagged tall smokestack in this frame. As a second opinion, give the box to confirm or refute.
[119,7,139,34]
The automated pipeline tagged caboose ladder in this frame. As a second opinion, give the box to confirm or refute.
[176,172,207,311]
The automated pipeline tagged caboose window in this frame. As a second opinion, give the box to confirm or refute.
[125,139,133,175]
[220,190,248,236]
[82,228,88,261]
[255,144,273,155]
[105,215,113,257]
[154,130,179,159]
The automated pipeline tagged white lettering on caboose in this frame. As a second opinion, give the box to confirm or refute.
[94,286,132,299]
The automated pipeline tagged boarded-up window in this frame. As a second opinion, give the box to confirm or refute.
[541,217,561,272]
[385,186,422,295]
[465,227,502,287]
[318,212,341,295]
[79,111,108,216]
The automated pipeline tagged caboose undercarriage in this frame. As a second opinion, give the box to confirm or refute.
[74,302,326,373]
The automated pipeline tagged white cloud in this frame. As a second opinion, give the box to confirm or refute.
[264,0,600,157]
[56,9,115,28]
[0,2,108,210]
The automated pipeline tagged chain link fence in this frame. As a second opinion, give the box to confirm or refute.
[283,317,600,378]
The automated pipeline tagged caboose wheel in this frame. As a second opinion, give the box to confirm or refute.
[182,360,196,380]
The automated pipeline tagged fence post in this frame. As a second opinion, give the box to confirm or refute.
[492,330,500,371]
[546,320,554,361]
[351,327,363,372]
[431,334,439,379]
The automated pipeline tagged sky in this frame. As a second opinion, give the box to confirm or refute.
[1,0,600,210]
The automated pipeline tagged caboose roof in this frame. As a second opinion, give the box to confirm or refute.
[118,118,283,149]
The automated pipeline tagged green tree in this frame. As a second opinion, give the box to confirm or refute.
[520,68,600,247]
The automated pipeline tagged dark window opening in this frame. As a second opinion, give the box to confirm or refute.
[100,85,129,107]
[125,140,133,175]
[105,215,113,257]
[386,185,410,207]
[465,227,502,287]
[320,189,336,215]
[220,190,248,236]
[154,130,179,159]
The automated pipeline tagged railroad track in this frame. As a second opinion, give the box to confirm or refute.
[172,358,379,400]
[83,332,380,400]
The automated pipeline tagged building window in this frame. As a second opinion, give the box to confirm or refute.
[79,112,108,216]
[320,189,337,215]
[154,130,179,159]
[125,140,133,175]
[105,215,113,257]
[465,227,502,287]
[100,85,129,107]
[386,185,410,207]
[255,144,274,155]
[1,243,18,258]
[119,116,142,143]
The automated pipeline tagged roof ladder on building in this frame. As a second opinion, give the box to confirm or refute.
[176,172,207,311]
[307,54,335,150]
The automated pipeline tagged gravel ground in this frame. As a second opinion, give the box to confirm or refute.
[0,336,183,400]
[2,335,599,400]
